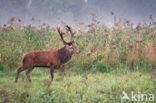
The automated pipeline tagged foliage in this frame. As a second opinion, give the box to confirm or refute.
[0,14,156,72]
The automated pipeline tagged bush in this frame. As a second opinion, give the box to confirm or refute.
[0,16,156,73]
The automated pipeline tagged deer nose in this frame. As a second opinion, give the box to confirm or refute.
[76,49,80,54]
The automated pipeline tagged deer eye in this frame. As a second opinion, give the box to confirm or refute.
[68,42,73,46]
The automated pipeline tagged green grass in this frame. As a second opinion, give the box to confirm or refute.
[0,23,156,72]
[0,70,155,103]
[0,15,156,103]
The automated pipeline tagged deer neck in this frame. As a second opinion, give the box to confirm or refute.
[58,47,73,64]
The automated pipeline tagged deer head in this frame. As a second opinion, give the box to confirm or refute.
[57,25,80,54]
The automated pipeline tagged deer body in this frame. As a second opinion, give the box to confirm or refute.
[15,25,79,85]
[22,47,73,68]
[22,50,59,68]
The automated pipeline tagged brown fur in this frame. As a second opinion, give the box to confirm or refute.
[15,25,80,85]
[15,47,76,83]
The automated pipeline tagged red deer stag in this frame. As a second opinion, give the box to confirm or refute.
[15,25,80,84]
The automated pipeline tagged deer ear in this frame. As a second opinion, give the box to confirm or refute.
[71,41,74,43]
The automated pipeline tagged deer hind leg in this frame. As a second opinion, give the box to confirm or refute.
[15,66,26,82]
[26,67,34,82]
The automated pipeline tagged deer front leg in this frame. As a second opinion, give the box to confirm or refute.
[48,66,54,87]
[59,65,66,78]
[50,68,54,82]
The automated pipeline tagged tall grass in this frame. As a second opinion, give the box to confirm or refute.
[0,14,156,73]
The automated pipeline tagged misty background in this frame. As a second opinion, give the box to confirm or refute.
[0,0,156,26]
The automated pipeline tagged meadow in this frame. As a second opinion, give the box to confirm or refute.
[0,14,156,103]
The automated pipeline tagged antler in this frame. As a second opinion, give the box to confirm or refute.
[66,25,75,42]
[57,27,67,44]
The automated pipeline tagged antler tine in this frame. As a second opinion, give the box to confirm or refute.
[66,25,74,42]
[57,27,67,44]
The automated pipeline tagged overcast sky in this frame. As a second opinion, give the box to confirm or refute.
[0,0,155,26]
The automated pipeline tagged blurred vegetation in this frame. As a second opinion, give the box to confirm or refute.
[0,14,156,73]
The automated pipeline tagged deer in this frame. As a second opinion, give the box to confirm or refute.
[15,25,80,85]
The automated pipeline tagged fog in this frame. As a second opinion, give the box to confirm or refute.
[0,0,156,26]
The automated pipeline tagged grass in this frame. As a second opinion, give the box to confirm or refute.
[0,14,156,72]
[0,14,156,103]
[0,70,155,103]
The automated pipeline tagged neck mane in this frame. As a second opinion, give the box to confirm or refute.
[58,47,73,64]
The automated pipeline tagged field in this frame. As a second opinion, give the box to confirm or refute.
[0,14,156,103]
[0,71,155,103]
